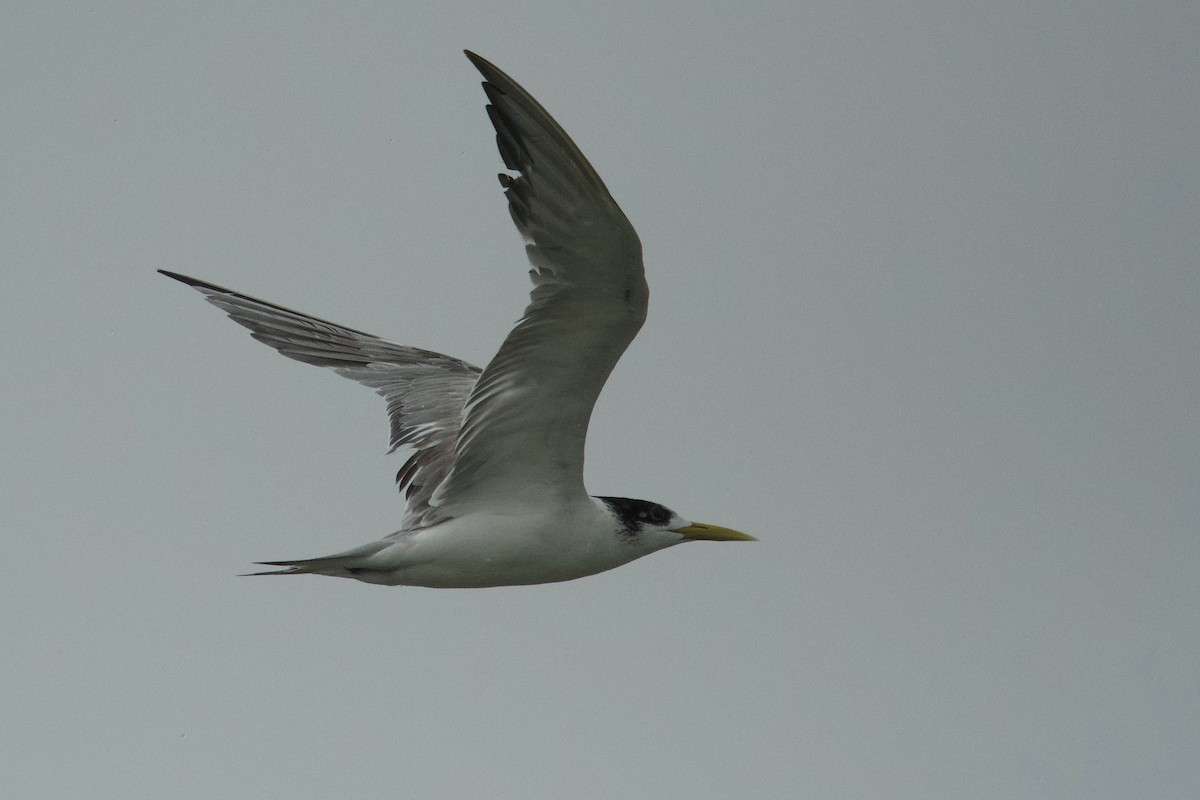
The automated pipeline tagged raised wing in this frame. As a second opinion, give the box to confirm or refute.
[429,52,648,513]
[158,270,480,528]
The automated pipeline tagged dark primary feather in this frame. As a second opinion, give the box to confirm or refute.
[157,270,479,529]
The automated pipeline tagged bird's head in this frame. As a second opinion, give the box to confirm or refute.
[595,496,756,552]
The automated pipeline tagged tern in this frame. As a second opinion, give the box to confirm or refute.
[161,51,754,588]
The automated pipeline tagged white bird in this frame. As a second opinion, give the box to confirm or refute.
[161,50,754,588]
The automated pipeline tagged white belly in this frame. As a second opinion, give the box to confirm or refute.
[356,504,637,588]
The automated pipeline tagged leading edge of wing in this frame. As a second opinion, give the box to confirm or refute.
[158,270,479,383]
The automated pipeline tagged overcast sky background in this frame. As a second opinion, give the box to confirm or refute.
[3,3,1197,798]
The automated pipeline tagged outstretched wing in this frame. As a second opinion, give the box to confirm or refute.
[429,52,647,514]
[158,270,479,528]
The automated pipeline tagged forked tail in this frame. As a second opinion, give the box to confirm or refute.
[241,541,392,578]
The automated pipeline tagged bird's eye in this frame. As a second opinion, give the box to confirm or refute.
[650,506,671,526]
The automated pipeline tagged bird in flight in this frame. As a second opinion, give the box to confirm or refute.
[161,50,754,588]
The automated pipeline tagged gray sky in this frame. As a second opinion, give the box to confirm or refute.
[3,2,1197,798]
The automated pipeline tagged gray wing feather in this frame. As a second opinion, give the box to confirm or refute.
[158,270,479,528]
[429,53,647,512]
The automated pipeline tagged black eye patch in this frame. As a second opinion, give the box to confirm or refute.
[597,496,675,534]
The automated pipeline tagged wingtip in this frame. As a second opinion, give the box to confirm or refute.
[157,270,235,295]
[158,269,206,288]
[463,50,502,82]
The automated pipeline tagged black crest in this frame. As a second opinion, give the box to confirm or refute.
[596,496,674,535]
